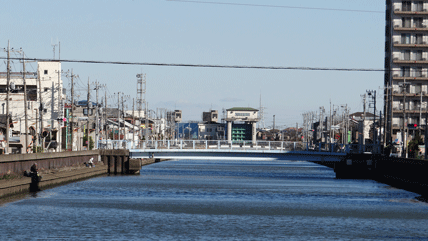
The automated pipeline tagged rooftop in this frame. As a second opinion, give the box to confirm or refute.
[227,107,258,112]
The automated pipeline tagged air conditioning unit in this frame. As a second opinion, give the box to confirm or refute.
[393,57,399,60]
[393,74,399,77]
[394,41,399,44]
[394,8,400,11]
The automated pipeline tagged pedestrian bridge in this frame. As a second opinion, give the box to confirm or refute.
[122,140,356,162]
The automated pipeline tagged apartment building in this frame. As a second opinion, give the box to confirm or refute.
[0,61,64,151]
[385,0,428,142]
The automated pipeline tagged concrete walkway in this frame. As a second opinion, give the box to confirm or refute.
[0,164,108,199]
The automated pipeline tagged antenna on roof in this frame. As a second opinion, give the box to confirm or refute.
[51,37,58,60]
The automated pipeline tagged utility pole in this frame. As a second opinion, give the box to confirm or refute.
[57,67,62,152]
[105,91,107,140]
[273,115,275,131]
[296,123,298,141]
[329,99,332,147]
[363,93,366,145]
[145,101,149,143]
[132,98,135,148]
[70,69,75,151]
[92,81,104,149]
[23,53,29,153]
[38,72,44,150]
[401,80,408,158]
[87,78,90,149]
[95,81,99,149]
[121,94,124,141]
[117,92,120,141]
[5,41,10,154]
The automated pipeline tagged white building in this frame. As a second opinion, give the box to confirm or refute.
[0,61,64,151]
[225,107,259,143]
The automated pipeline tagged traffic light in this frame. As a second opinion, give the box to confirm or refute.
[407,123,418,129]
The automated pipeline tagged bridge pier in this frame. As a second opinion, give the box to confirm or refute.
[334,154,376,179]
[100,150,139,175]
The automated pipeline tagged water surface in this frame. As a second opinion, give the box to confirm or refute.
[1,160,428,240]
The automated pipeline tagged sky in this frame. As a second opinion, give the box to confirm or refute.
[0,0,386,129]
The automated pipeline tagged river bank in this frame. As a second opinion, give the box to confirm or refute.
[0,162,107,200]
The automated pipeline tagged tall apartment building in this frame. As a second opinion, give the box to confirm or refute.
[385,1,428,143]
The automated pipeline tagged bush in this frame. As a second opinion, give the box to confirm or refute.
[408,133,423,158]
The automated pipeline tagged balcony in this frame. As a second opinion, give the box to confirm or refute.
[394,9,428,15]
[393,42,428,48]
[393,59,428,64]
[394,25,428,32]
[393,75,428,80]
[392,109,426,114]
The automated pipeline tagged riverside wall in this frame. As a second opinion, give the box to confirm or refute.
[331,154,428,197]
[0,150,143,199]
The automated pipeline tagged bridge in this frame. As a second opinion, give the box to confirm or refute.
[123,140,356,162]
[97,139,390,180]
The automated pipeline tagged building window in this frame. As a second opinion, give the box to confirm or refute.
[83,108,93,116]
[404,50,411,60]
[402,66,411,77]
[415,34,424,44]
[402,1,412,11]
[415,1,424,12]
[415,50,423,60]
[44,87,49,92]
[402,34,411,44]
[44,70,48,75]
[414,67,423,77]
[414,18,424,28]
[402,17,411,28]
[235,113,250,117]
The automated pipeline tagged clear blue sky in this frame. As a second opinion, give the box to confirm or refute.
[0,0,385,128]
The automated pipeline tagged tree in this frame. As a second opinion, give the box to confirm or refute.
[408,132,423,158]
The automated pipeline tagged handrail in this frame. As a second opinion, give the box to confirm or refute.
[98,139,382,154]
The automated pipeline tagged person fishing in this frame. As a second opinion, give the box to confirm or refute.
[29,163,42,192]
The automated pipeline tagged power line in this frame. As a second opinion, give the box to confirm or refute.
[166,0,384,14]
[0,57,385,72]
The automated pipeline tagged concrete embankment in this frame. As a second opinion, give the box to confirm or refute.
[0,164,107,198]
[0,150,106,198]
[0,148,158,200]
[324,153,428,197]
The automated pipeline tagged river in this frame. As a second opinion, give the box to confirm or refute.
[1,159,428,240]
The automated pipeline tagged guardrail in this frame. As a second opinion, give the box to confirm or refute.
[98,139,382,154]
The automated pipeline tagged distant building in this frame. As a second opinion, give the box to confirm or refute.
[198,110,224,140]
[203,110,218,123]
[225,107,259,143]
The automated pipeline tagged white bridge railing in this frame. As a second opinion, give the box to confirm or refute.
[98,139,382,154]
